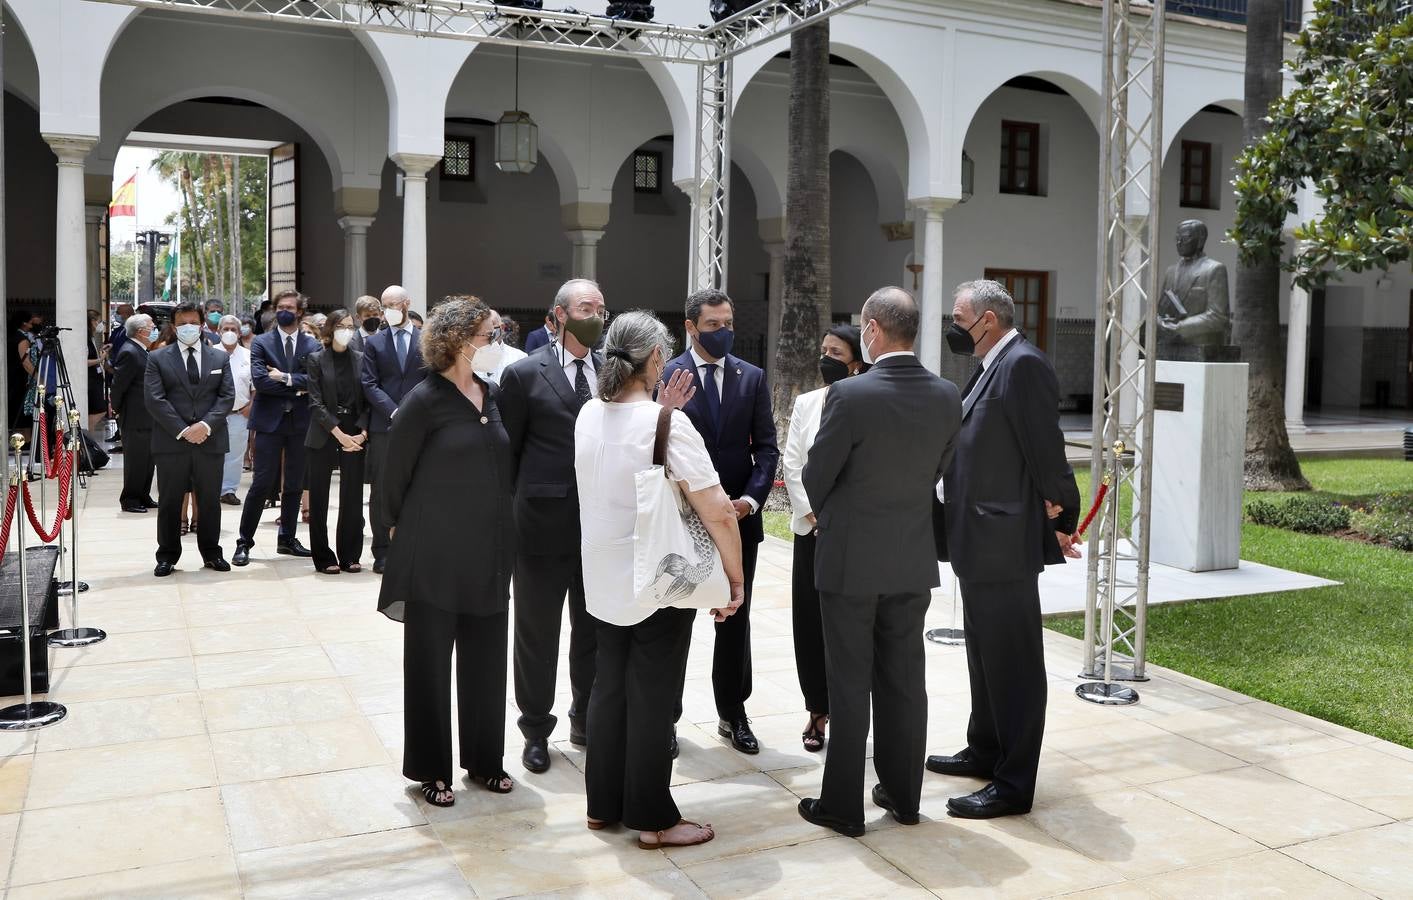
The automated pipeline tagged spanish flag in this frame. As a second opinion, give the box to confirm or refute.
[109,173,136,218]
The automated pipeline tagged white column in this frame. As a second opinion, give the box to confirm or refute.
[566,229,605,280]
[1285,276,1311,432]
[47,135,97,423]
[391,153,438,315]
[84,204,105,315]
[764,240,786,377]
[914,199,954,374]
[338,215,375,303]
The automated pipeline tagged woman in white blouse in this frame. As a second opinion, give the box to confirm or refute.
[575,310,744,851]
[781,324,867,753]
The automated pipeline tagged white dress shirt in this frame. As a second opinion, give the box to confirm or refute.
[225,344,252,411]
[782,386,828,535]
[936,328,1021,502]
[687,343,758,513]
[553,341,597,398]
[871,349,916,364]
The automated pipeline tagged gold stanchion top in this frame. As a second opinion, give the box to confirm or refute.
[68,409,81,427]
[9,433,26,452]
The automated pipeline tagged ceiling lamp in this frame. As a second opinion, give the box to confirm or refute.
[495,48,538,174]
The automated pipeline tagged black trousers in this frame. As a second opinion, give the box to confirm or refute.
[819,589,931,825]
[791,532,828,715]
[119,422,154,507]
[305,441,366,570]
[238,427,307,546]
[513,552,596,740]
[586,606,694,832]
[959,576,1047,808]
[402,602,508,782]
[367,431,392,561]
[154,449,223,565]
[674,537,758,723]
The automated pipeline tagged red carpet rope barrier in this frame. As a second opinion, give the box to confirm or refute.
[1077,477,1109,538]
[21,445,73,544]
[0,484,18,564]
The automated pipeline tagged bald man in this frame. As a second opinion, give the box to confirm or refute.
[360,285,428,573]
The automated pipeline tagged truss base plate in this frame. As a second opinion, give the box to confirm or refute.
[925,627,965,646]
[57,581,90,595]
[48,627,107,648]
[0,701,68,730]
[1075,681,1139,706]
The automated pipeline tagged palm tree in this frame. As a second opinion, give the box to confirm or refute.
[203,155,228,302]
[152,150,211,297]
[223,155,243,307]
[1233,0,1308,489]
[770,22,831,437]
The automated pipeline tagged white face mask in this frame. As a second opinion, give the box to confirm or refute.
[219,330,239,347]
[470,342,505,374]
[175,324,203,347]
[332,328,355,349]
[383,308,405,328]
[860,321,878,365]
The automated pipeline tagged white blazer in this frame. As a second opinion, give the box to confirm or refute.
[781,386,828,536]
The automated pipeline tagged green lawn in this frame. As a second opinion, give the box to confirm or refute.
[769,459,1413,747]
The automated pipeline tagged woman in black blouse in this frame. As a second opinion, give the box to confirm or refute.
[303,309,369,574]
[377,296,516,809]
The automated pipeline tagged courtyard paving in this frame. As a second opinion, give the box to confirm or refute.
[0,466,1410,897]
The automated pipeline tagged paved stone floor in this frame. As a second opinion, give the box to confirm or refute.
[1,467,1411,898]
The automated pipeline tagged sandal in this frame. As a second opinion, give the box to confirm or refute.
[179,521,190,536]
[301,509,310,523]
[637,819,714,850]
[342,563,362,573]
[802,713,828,753]
[419,780,454,807]
[472,772,514,794]
[320,565,341,575]
[586,817,612,831]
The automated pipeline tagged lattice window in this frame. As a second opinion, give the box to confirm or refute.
[634,150,662,194]
[442,136,475,182]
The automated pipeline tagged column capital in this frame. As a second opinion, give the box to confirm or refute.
[43,134,98,166]
[338,215,376,234]
[762,240,786,259]
[908,196,959,218]
[673,178,711,204]
[565,228,606,247]
[391,152,440,178]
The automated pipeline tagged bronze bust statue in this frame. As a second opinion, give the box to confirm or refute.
[1157,219,1234,360]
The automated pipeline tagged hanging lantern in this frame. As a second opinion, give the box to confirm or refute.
[495,48,539,174]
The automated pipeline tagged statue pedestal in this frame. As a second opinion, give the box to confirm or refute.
[1141,360,1248,572]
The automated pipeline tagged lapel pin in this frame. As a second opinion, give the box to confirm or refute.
[735,368,741,376]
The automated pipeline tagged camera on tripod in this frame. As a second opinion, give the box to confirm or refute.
[32,325,69,345]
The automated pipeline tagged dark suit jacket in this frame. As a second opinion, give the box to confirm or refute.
[143,342,235,455]
[248,328,320,434]
[804,354,960,596]
[940,335,1081,582]
[303,347,370,450]
[497,343,602,552]
[662,351,778,545]
[111,340,152,430]
[360,325,427,433]
[522,325,552,354]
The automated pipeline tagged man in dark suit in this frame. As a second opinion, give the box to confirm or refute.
[144,302,235,576]
[360,284,426,573]
[112,313,157,513]
[521,314,553,354]
[497,279,605,774]
[232,290,320,566]
[664,288,778,755]
[930,278,1081,820]
[797,286,960,837]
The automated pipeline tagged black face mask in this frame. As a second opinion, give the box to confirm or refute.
[945,315,989,356]
[819,355,851,385]
[362,317,381,334]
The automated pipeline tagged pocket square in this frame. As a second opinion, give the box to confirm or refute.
[209,369,222,375]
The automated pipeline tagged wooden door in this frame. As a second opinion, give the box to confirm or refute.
[983,268,1049,350]
[267,143,300,298]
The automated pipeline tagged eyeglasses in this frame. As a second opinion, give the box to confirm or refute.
[473,326,504,344]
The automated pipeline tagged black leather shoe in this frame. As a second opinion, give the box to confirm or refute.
[568,728,588,748]
[926,749,992,778]
[373,558,386,574]
[718,718,760,755]
[669,727,680,760]
[232,542,251,567]
[276,538,313,558]
[121,504,148,514]
[153,562,175,577]
[204,558,231,573]
[797,798,864,837]
[871,784,920,825]
[143,496,160,507]
[946,784,1030,820]
[522,738,550,774]
[220,493,241,506]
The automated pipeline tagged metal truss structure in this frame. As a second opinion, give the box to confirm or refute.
[1079,0,1165,705]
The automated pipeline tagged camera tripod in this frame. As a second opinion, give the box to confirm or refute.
[27,329,95,485]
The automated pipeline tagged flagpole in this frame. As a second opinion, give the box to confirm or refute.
[131,168,139,302]
[175,230,181,302]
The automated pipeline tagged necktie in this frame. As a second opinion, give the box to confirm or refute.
[699,363,720,428]
[284,335,295,370]
[186,347,200,385]
[573,359,591,405]
[395,328,408,368]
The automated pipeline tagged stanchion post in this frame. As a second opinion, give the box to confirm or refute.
[0,434,67,730]
[925,573,965,646]
[49,412,102,648]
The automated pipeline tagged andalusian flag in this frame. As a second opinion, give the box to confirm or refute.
[109,173,137,218]
[162,237,179,301]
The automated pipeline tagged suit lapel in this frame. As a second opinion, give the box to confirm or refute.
[539,349,580,414]
[961,336,1024,421]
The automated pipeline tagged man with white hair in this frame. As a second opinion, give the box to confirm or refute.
[111,312,158,513]
[216,314,253,505]
[360,284,427,573]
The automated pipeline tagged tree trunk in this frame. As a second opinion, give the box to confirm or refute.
[204,155,228,303]
[181,163,211,299]
[771,22,831,439]
[1234,0,1308,490]
[224,155,243,308]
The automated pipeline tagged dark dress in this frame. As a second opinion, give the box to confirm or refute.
[87,338,107,415]
[376,371,516,782]
[303,347,369,571]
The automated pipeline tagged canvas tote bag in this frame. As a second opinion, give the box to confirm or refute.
[632,406,730,611]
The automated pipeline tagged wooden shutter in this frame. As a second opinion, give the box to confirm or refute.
[267,142,300,298]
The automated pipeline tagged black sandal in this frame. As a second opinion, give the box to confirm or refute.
[802,713,828,753]
[420,780,454,807]
[472,772,514,794]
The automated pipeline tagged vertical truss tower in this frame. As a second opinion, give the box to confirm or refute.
[1080,0,1165,702]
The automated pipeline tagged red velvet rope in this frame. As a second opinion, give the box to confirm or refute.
[1077,482,1109,537]
[0,485,18,564]
[21,445,73,543]
[33,405,68,479]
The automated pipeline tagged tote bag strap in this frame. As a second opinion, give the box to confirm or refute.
[652,405,673,467]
